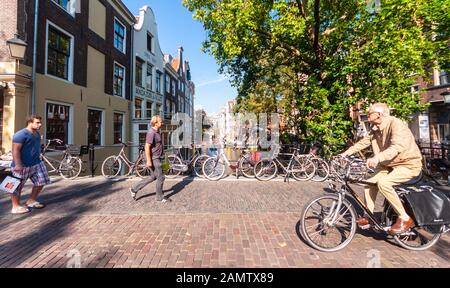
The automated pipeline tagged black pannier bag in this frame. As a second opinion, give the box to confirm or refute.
[401,186,450,228]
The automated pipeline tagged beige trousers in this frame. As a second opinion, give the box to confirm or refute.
[364,166,422,220]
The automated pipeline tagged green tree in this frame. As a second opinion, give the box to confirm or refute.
[184,0,449,151]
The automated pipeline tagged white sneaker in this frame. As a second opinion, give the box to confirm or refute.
[129,188,137,200]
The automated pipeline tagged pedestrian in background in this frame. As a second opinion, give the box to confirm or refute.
[129,115,170,203]
[10,115,51,214]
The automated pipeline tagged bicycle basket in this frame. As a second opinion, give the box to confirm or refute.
[66,144,81,156]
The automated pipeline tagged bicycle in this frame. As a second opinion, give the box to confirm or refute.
[253,145,316,182]
[41,139,83,180]
[299,156,450,252]
[301,144,330,182]
[201,143,257,181]
[101,142,149,179]
[165,145,210,178]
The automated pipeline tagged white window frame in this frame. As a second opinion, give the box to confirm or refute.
[135,97,143,119]
[113,112,125,145]
[146,63,153,91]
[165,74,170,93]
[45,21,75,83]
[44,100,74,146]
[87,108,105,146]
[114,17,126,54]
[439,71,450,86]
[437,124,449,142]
[113,61,126,98]
[135,58,144,88]
[147,32,154,53]
[156,71,162,94]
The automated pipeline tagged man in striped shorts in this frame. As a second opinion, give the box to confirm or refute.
[10,115,51,214]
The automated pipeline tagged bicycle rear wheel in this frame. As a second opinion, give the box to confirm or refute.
[300,194,357,252]
[384,204,441,251]
[101,156,122,178]
[59,155,82,179]
[202,157,226,181]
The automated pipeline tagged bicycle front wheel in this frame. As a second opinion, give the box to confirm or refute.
[311,157,330,182]
[59,156,82,179]
[254,159,277,181]
[166,155,183,178]
[239,155,255,178]
[300,194,357,252]
[193,155,209,178]
[101,156,122,178]
[291,157,316,181]
[202,157,226,181]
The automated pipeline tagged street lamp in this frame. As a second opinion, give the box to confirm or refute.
[6,35,27,60]
[441,88,450,104]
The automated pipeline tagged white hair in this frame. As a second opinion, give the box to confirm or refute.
[370,103,390,116]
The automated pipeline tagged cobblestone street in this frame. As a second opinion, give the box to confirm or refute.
[0,176,449,268]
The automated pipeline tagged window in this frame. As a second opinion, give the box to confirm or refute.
[113,113,124,144]
[147,33,153,53]
[156,72,161,93]
[146,101,152,119]
[165,75,170,93]
[440,71,450,86]
[135,98,142,119]
[46,103,70,145]
[135,58,143,87]
[113,63,125,97]
[88,109,103,145]
[437,124,449,143]
[47,26,71,80]
[171,79,176,95]
[53,0,70,11]
[410,85,420,94]
[156,104,161,116]
[165,99,170,119]
[146,63,153,90]
[114,19,126,53]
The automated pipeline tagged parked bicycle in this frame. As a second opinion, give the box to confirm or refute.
[101,142,149,178]
[299,156,450,252]
[41,139,83,179]
[165,145,210,178]
[202,144,257,181]
[253,145,316,181]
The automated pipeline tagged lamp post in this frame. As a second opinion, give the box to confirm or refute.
[6,35,27,61]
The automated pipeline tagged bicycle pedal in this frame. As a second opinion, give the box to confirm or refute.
[358,224,371,230]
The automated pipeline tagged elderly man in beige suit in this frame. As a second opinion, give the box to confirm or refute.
[341,103,423,234]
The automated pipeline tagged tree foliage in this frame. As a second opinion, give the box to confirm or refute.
[183,0,450,150]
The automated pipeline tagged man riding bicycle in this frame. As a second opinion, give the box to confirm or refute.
[341,103,423,234]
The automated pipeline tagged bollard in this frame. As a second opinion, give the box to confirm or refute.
[89,144,95,177]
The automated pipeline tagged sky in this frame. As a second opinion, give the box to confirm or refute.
[122,0,237,114]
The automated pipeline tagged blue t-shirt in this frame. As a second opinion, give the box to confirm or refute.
[12,128,41,167]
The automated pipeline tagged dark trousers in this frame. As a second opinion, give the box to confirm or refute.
[131,158,165,200]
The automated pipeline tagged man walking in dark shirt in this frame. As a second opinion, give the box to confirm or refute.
[129,115,170,202]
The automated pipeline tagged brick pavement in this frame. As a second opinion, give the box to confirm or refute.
[0,175,449,268]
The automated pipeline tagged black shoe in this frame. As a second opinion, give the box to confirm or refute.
[157,197,172,203]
